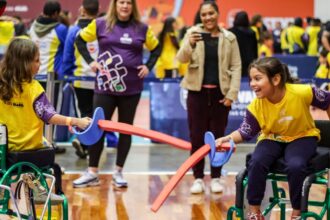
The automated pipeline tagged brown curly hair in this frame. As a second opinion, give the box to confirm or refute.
[0,38,39,101]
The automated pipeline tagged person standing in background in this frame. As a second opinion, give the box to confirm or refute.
[73,0,160,188]
[286,17,308,54]
[61,0,99,159]
[250,14,263,51]
[30,0,68,79]
[155,16,184,79]
[177,1,241,194]
[259,31,274,57]
[229,11,258,77]
[272,21,282,54]
[29,0,68,154]
[306,18,321,56]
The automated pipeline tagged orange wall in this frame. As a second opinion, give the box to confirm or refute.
[4,0,313,27]
[138,0,314,26]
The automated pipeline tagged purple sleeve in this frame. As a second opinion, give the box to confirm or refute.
[238,110,261,141]
[33,92,57,123]
[311,87,330,110]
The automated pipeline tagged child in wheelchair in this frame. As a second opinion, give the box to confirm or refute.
[215,57,330,220]
[0,38,91,203]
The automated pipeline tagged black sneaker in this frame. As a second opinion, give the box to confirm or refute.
[72,139,87,159]
[54,146,66,154]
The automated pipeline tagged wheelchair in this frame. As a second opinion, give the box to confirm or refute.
[227,120,330,220]
[0,124,68,220]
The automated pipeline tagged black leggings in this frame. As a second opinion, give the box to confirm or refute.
[88,93,141,168]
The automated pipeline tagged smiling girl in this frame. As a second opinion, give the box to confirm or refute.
[216,57,330,220]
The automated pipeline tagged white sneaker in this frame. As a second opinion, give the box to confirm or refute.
[210,178,224,193]
[112,171,128,188]
[73,170,100,188]
[190,179,205,194]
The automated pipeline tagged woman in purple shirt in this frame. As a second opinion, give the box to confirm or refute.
[73,0,160,188]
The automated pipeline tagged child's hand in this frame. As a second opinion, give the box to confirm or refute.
[215,136,230,151]
[76,117,92,130]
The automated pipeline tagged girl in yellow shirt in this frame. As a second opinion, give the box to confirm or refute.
[216,57,330,220]
[0,38,91,152]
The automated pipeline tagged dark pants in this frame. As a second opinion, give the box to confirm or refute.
[88,93,141,168]
[74,87,94,118]
[247,137,317,209]
[187,88,230,179]
[74,87,94,150]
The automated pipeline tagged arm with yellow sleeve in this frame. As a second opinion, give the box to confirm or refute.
[75,19,99,72]
[144,26,161,72]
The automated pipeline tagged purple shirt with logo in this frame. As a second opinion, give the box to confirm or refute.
[95,18,148,95]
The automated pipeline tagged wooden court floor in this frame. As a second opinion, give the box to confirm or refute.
[59,173,326,220]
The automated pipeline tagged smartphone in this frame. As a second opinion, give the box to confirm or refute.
[200,32,212,41]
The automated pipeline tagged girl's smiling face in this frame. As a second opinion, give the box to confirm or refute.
[249,67,275,99]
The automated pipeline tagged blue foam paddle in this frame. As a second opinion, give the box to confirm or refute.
[204,131,235,167]
[72,107,105,146]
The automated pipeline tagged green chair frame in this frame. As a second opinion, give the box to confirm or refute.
[0,136,69,219]
[227,120,330,220]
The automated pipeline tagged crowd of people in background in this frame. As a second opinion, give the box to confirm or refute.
[1,0,330,219]
[1,1,330,78]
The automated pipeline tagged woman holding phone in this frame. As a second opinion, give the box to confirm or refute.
[176,0,241,194]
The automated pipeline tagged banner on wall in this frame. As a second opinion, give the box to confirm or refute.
[4,0,313,30]
[149,79,254,141]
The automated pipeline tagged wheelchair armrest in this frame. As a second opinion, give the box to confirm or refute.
[300,173,316,213]
[235,168,248,209]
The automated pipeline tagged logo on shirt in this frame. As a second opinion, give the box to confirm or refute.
[120,33,133,45]
[277,108,293,124]
[314,87,326,102]
[97,51,128,92]
[4,101,24,107]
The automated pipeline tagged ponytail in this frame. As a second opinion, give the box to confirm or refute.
[281,63,299,84]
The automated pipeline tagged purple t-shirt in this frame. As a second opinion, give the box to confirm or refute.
[95,18,148,95]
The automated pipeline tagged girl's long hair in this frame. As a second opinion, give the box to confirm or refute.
[248,57,296,88]
[0,38,39,101]
[105,0,141,32]
[158,17,179,52]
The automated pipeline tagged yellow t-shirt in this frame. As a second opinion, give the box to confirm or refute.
[315,64,330,79]
[286,26,306,53]
[155,32,180,78]
[259,44,272,57]
[0,20,15,54]
[0,80,45,151]
[247,84,320,143]
[307,26,321,56]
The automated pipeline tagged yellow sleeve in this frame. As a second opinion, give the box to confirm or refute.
[299,84,313,105]
[315,64,329,78]
[80,19,97,42]
[145,26,159,51]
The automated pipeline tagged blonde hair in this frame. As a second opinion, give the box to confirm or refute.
[105,0,141,31]
[0,38,39,101]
